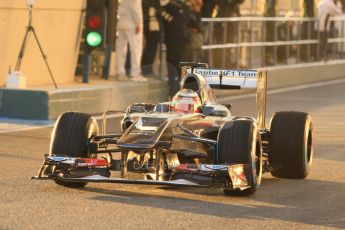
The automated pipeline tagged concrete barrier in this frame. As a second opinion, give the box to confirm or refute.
[214,60,345,98]
[0,79,169,120]
[266,60,345,89]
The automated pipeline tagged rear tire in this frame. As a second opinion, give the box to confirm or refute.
[50,112,99,188]
[269,111,313,178]
[217,119,262,196]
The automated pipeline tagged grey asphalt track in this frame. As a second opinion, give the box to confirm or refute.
[0,80,345,229]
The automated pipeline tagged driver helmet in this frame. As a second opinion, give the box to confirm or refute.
[171,89,202,114]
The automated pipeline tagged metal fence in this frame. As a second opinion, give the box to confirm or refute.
[201,16,345,68]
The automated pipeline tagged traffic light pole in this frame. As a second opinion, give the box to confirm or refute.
[102,0,119,80]
[102,45,112,79]
[82,44,90,83]
[84,0,118,82]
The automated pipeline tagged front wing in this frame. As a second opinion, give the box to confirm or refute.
[32,156,252,190]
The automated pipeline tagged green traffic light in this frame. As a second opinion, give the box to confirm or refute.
[86,32,102,47]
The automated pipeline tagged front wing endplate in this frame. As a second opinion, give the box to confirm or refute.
[53,175,209,187]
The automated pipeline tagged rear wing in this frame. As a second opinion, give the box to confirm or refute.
[194,68,258,89]
[180,63,267,128]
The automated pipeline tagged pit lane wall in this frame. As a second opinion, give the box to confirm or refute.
[0,0,83,86]
[265,61,345,89]
[0,61,344,120]
[0,79,169,120]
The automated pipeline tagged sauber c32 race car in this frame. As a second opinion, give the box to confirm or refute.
[32,62,313,196]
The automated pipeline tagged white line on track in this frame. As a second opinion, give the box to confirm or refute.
[0,78,344,134]
[0,114,123,134]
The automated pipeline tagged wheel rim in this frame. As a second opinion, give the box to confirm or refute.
[305,128,313,166]
[253,138,262,187]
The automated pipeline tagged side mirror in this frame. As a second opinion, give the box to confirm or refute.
[154,103,171,113]
[128,103,156,113]
[129,105,147,113]
[201,106,214,115]
[223,104,232,110]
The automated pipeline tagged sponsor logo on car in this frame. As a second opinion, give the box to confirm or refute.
[194,68,257,78]
[74,158,108,167]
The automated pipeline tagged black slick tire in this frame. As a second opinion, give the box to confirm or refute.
[269,111,313,179]
[217,119,262,196]
[50,112,99,187]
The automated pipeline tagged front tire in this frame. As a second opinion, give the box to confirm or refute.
[217,119,262,196]
[269,111,313,178]
[50,112,99,187]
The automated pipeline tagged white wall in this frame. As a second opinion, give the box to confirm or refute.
[0,0,84,86]
[241,0,312,16]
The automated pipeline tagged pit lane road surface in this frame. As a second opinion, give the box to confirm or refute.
[0,79,345,229]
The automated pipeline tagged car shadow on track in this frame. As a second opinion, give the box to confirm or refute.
[79,177,345,228]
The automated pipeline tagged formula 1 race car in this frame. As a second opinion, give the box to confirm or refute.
[32,62,313,196]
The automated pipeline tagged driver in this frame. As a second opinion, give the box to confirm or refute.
[171,89,202,114]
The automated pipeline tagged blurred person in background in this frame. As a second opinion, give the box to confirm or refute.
[201,0,216,17]
[264,0,276,66]
[200,0,216,45]
[212,0,244,68]
[301,0,316,62]
[141,0,163,77]
[334,0,345,55]
[316,0,343,61]
[215,0,243,18]
[277,12,297,64]
[162,0,190,97]
[116,0,147,82]
[215,0,242,43]
[182,0,204,62]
